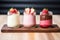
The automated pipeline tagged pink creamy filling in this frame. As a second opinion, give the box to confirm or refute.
[23,15,36,26]
[40,20,52,27]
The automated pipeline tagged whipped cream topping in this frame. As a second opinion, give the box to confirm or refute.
[24,8,35,15]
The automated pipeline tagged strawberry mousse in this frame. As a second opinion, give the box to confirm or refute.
[7,8,20,27]
[23,8,36,27]
[40,8,52,28]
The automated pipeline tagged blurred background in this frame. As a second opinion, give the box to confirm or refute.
[0,0,60,40]
[0,0,60,15]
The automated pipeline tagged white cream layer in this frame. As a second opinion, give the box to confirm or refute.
[7,12,20,27]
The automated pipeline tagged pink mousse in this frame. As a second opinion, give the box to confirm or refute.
[40,20,52,27]
[23,12,36,27]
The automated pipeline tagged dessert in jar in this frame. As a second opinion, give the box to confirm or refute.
[40,8,52,28]
[7,8,20,27]
[23,8,36,27]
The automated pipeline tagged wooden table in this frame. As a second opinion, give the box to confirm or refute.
[0,15,60,40]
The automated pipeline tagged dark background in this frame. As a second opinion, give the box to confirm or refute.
[0,0,60,15]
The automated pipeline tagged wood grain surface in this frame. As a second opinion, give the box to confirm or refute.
[1,24,60,32]
[0,15,60,40]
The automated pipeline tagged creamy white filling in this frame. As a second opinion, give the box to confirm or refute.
[7,12,20,27]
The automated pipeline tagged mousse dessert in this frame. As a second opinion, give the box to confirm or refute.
[23,8,36,27]
[7,8,20,27]
[40,8,52,28]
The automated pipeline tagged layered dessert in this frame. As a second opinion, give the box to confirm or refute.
[7,8,20,27]
[40,8,52,28]
[23,8,36,27]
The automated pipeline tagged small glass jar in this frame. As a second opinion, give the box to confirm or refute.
[23,12,36,27]
[7,11,20,27]
[40,11,53,28]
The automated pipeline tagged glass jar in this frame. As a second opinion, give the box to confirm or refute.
[23,12,36,27]
[40,11,53,28]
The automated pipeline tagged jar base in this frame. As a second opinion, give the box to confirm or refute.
[23,25,35,28]
[40,25,52,28]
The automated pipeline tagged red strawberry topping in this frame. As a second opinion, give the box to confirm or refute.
[42,8,48,14]
[9,8,18,15]
[29,9,31,13]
